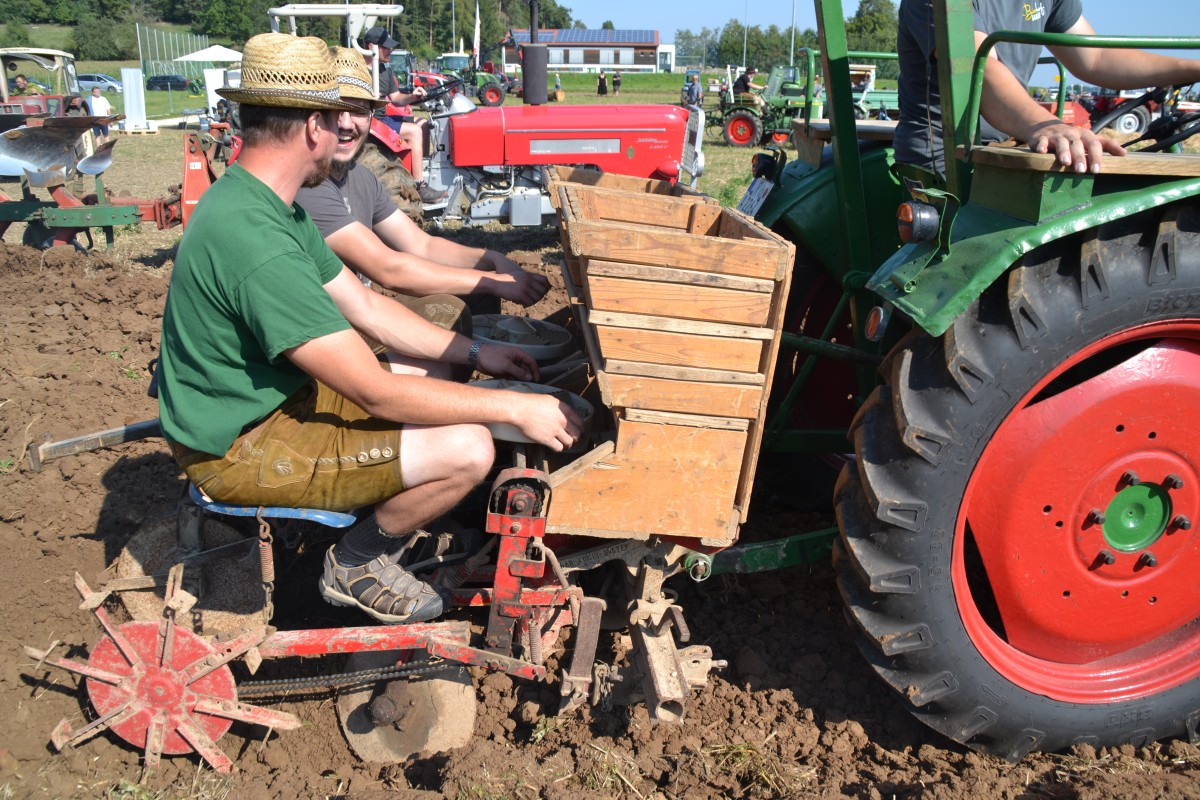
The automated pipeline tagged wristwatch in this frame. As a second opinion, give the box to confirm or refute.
[466,338,483,372]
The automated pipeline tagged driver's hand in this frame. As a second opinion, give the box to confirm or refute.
[1026,120,1126,174]
[413,86,427,99]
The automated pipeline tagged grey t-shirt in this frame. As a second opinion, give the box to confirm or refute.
[894,0,1083,171]
[295,163,398,237]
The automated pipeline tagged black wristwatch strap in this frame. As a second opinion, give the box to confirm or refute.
[466,338,482,371]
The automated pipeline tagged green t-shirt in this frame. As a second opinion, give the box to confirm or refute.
[158,163,350,455]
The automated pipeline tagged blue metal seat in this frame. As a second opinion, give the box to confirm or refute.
[188,483,361,529]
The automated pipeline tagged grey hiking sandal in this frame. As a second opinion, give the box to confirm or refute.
[319,546,444,624]
[416,181,447,204]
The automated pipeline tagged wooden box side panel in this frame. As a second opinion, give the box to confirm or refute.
[547,420,746,540]
[586,275,772,326]
[594,326,764,373]
[604,373,762,419]
[568,222,789,280]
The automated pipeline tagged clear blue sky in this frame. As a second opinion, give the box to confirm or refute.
[563,0,1200,83]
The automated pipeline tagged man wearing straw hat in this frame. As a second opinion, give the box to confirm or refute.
[296,47,550,315]
[157,33,581,626]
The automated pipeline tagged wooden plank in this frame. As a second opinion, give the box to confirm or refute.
[543,166,714,199]
[567,187,696,230]
[623,408,750,431]
[546,420,747,541]
[594,326,764,373]
[688,204,724,235]
[605,373,763,419]
[586,275,772,326]
[585,260,774,293]
[965,143,1200,176]
[589,309,774,340]
[566,222,789,281]
[604,359,765,386]
[548,439,616,488]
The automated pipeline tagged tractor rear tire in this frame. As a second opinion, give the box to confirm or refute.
[478,83,506,107]
[357,143,424,222]
[723,111,762,147]
[836,203,1200,759]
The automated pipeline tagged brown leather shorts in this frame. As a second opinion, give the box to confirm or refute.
[171,380,405,512]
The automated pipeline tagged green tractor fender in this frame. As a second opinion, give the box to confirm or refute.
[757,144,906,277]
[870,175,1200,336]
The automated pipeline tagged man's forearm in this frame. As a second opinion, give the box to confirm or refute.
[354,289,474,364]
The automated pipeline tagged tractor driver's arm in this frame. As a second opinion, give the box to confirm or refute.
[977,17,1200,174]
[385,85,428,107]
[324,210,551,306]
[287,267,580,451]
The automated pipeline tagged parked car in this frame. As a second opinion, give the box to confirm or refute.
[78,73,123,93]
[146,74,190,91]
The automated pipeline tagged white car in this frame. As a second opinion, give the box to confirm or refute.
[78,73,123,93]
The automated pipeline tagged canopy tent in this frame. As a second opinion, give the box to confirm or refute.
[174,44,242,62]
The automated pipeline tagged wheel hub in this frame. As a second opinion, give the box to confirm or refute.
[1103,481,1172,552]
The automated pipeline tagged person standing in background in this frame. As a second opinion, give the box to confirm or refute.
[88,86,114,145]
[612,70,622,96]
[597,70,608,96]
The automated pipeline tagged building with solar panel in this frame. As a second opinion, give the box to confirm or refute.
[504,29,675,74]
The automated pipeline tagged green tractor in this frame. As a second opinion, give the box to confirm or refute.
[749,0,1200,759]
[705,65,814,147]
[435,51,507,106]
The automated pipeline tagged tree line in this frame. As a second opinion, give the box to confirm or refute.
[0,0,577,61]
[674,1,899,79]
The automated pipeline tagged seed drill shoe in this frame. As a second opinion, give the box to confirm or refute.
[319,546,444,624]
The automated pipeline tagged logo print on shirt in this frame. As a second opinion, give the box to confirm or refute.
[1023,3,1046,22]
[342,197,352,214]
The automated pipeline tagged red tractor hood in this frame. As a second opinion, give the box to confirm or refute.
[448,104,690,181]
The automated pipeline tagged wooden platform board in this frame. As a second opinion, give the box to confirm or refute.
[964,143,1200,176]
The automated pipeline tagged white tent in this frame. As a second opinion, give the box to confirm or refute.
[174,44,242,63]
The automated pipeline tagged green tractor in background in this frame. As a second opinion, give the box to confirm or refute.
[707,65,812,147]
[435,51,507,106]
[749,0,1200,760]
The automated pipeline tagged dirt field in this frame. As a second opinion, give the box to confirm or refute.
[0,129,1198,800]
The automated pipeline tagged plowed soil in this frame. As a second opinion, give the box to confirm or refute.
[0,132,1198,799]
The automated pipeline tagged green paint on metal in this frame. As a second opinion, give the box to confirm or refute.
[869,179,1200,336]
[968,162,1093,223]
[1104,484,1171,553]
[707,527,838,576]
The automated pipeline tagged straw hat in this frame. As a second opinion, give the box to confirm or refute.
[217,32,358,111]
[329,46,387,108]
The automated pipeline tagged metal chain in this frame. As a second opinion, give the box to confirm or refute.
[237,658,462,697]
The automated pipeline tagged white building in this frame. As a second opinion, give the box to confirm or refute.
[504,29,675,74]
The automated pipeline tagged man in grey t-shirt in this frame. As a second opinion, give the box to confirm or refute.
[896,0,1200,174]
[296,51,550,315]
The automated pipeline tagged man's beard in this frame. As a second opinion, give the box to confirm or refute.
[303,153,335,188]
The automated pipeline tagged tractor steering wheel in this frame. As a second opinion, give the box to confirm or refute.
[419,77,465,106]
[1115,85,1200,153]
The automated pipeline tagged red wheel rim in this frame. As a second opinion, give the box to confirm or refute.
[727,118,755,145]
[957,321,1200,702]
[771,131,789,144]
[485,87,502,104]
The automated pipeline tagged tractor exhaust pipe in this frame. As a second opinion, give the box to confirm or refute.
[522,0,547,105]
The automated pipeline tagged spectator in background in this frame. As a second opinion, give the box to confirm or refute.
[88,86,114,144]
[597,70,608,96]
[612,70,622,96]
[685,73,702,105]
